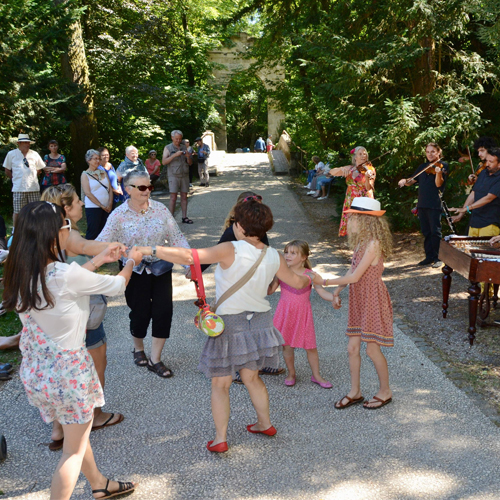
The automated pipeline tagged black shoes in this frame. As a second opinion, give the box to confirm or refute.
[418,258,433,265]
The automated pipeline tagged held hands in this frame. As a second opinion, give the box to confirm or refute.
[127,246,143,266]
[332,294,342,309]
[97,243,123,264]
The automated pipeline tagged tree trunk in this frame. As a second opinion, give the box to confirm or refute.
[55,0,98,176]
[181,11,195,87]
[413,36,436,113]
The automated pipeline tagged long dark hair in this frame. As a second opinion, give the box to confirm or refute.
[3,202,65,313]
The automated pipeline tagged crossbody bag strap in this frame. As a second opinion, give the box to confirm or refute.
[190,249,206,300]
[85,171,109,192]
[213,245,268,313]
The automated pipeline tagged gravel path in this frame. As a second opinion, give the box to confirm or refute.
[1,153,500,500]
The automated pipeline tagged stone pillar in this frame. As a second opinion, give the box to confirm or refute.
[268,105,285,142]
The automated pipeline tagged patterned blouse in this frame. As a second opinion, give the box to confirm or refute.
[96,199,190,273]
[42,154,67,187]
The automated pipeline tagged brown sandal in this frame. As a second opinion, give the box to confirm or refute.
[363,396,392,410]
[147,359,173,378]
[132,349,148,367]
[334,395,364,409]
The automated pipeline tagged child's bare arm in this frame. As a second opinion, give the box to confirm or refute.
[323,242,379,286]
[267,276,279,295]
[313,284,334,302]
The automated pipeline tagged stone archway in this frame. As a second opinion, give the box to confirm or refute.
[208,32,285,151]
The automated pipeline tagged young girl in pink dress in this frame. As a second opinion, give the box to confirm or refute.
[313,197,393,410]
[270,240,334,388]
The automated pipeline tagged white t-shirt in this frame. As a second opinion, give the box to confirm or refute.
[3,148,44,192]
[83,171,110,208]
[214,241,280,315]
[23,262,126,350]
[315,161,325,172]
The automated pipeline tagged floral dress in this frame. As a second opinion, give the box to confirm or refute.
[41,154,66,188]
[339,166,375,237]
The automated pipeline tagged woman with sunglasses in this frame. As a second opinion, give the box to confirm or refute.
[96,171,190,378]
[3,201,141,500]
[42,184,128,450]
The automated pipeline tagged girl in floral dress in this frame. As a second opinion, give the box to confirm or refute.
[269,240,334,388]
[312,197,393,410]
[3,201,141,500]
[329,146,376,236]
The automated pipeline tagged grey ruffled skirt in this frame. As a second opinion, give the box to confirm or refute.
[198,310,284,379]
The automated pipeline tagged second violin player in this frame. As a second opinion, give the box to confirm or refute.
[398,142,448,267]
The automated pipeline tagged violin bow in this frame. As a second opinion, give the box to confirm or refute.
[405,157,443,184]
[466,146,475,174]
[357,150,391,169]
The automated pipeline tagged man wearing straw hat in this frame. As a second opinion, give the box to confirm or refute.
[3,133,44,227]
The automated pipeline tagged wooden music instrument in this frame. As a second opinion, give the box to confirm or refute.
[439,236,500,345]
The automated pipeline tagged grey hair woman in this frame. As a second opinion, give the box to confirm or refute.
[81,149,113,240]
[96,169,191,378]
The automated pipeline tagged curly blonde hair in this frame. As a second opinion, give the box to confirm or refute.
[222,191,260,231]
[347,214,393,259]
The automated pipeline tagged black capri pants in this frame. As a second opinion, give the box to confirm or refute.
[124,270,173,339]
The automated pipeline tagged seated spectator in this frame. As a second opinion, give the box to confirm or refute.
[145,150,161,184]
[304,156,326,189]
[254,136,266,152]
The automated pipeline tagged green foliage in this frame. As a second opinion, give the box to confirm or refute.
[226,72,268,151]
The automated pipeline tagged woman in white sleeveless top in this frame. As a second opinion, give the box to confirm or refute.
[137,199,309,453]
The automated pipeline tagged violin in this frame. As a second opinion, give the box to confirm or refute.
[354,151,390,174]
[405,158,444,183]
[476,160,487,176]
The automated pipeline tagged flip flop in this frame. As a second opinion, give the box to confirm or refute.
[334,395,364,409]
[363,396,392,410]
[92,413,124,431]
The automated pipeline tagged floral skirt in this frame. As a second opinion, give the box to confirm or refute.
[198,310,284,379]
[19,313,104,425]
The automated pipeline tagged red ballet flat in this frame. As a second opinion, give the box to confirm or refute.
[246,424,277,436]
[207,440,228,453]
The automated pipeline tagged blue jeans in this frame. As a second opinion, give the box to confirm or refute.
[307,170,316,184]
[86,322,106,350]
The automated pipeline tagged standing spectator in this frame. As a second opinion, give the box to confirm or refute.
[3,133,44,227]
[162,130,193,224]
[194,137,211,187]
[254,136,266,152]
[41,140,67,194]
[266,135,274,152]
[99,147,123,207]
[145,150,161,184]
[81,149,113,240]
[116,146,147,201]
[182,139,195,187]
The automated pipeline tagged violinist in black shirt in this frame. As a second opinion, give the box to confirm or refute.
[398,142,448,267]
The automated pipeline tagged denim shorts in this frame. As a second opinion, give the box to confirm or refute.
[86,323,106,350]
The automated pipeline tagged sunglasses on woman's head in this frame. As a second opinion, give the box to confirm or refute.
[243,195,263,203]
[60,218,72,232]
[130,184,154,192]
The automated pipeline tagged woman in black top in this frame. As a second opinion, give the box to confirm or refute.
[398,143,448,266]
